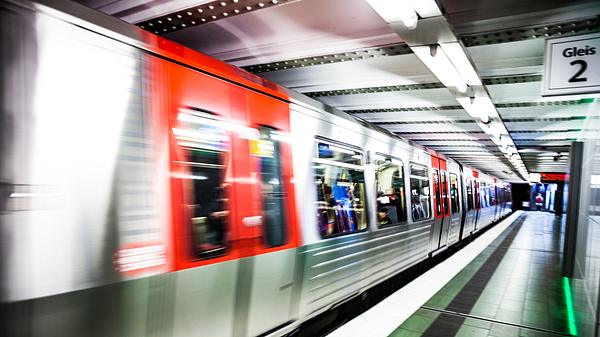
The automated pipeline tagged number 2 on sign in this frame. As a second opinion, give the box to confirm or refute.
[569,60,588,82]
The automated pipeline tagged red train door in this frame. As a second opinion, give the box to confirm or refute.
[439,166,451,247]
[430,156,450,252]
[165,62,299,335]
[238,90,300,336]
[166,61,249,270]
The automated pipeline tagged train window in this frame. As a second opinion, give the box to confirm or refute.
[256,127,288,247]
[441,171,449,214]
[433,170,441,216]
[173,112,230,259]
[375,155,407,227]
[466,178,474,210]
[497,187,503,205]
[409,164,431,222]
[474,180,481,209]
[481,182,489,208]
[314,142,367,238]
[449,173,460,214]
[317,142,362,166]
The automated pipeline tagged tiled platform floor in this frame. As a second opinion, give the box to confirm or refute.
[390,212,573,337]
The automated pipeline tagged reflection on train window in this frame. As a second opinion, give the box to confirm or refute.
[497,187,503,206]
[255,126,288,247]
[409,164,431,222]
[317,142,362,166]
[466,178,474,210]
[480,182,489,208]
[375,156,407,227]
[474,180,480,209]
[450,173,460,214]
[172,112,230,259]
[441,171,449,214]
[433,169,441,216]
[314,142,366,238]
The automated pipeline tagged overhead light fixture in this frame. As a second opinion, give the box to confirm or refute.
[409,0,442,18]
[366,0,418,29]
[413,45,468,93]
[457,97,491,123]
[439,42,481,86]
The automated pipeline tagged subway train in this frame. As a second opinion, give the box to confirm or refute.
[0,0,512,336]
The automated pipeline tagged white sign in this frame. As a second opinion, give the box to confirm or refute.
[542,33,600,96]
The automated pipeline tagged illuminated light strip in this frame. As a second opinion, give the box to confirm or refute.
[563,277,578,336]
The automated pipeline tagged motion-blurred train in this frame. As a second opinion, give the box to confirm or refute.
[0,1,512,336]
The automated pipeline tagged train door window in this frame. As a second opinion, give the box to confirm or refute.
[409,164,431,222]
[433,169,441,216]
[172,111,230,259]
[466,178,474,210]
[481,182,488,208]
[254,126,288,247]
[450,173,460,213]
[374,155,407,227]
[441,171,449,214]
[314,141,367,238]
[474,180,480,209]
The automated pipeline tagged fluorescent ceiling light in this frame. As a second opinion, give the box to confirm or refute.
[484,122,509,138]
[456,97,488,123]
[367,0,418,29]
[413,45,468,93]
[456,96,502,124]
[409,0,442,18]
[440,42,481,86]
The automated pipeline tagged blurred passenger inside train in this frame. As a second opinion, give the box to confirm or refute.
[535,193,544,211]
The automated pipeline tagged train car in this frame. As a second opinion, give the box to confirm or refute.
[0,1,512,336]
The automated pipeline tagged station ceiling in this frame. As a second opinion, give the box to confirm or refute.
[77,0,600,181]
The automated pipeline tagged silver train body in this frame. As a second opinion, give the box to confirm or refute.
[0,1,512,336]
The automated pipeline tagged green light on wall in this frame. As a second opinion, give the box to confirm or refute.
[563,277,578,336]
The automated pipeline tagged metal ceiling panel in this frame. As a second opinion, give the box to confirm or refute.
[468,39,544,77]
[163,0,401,66]
[350,109,469,122]
[498,104,593,119]
[314,88,457,110]
[258,53,437,92]
[378,122,482,133]
[396,132,490,141]
[510,131,582,140]
[505,120,586,132]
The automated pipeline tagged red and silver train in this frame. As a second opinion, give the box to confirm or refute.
[0,1,512,336]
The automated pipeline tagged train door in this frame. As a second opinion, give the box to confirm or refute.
[447,170,462,245]
[430,163,442,252]
[471,171,480,231]
[492,179,499,221]
[243,91,300,336]
[166,62,250,336]
[166,63,298,336]
[430,156,449,252]
[458,167,469,240]
[473,180,482,230]
[438,167,451,248]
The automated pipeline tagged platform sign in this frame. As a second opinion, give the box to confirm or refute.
[542,33,600,96]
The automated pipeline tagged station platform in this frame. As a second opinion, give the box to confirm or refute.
[328,211,577,337]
